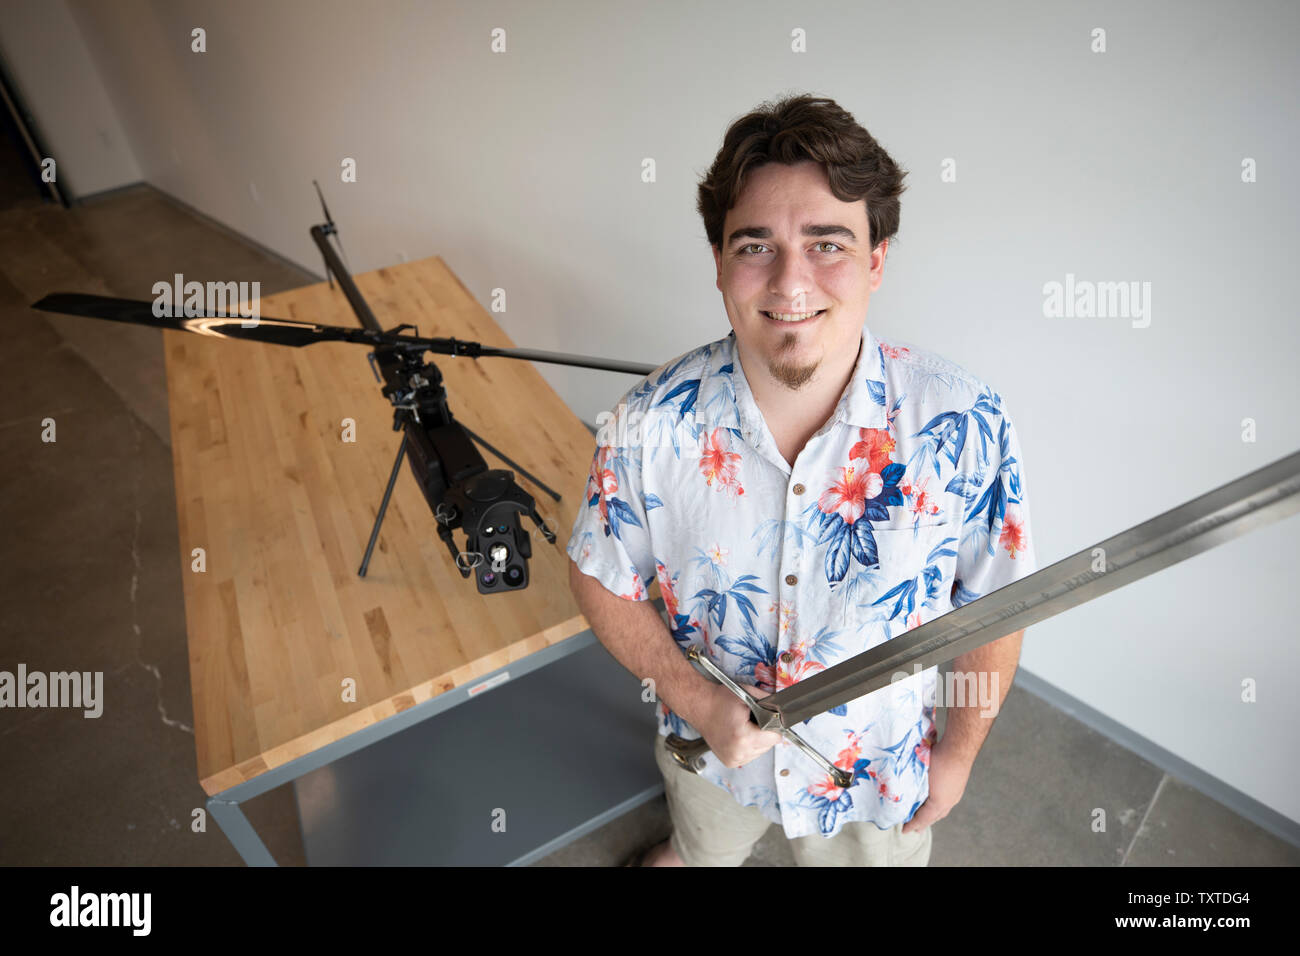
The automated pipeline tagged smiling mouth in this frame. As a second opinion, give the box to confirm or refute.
[762,309,826,324]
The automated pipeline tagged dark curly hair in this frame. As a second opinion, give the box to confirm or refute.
[696,93,908,254]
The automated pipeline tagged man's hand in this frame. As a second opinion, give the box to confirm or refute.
[901,738,972,834]
[691,681,783,770]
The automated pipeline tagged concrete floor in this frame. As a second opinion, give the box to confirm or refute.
[1,178,1296,867]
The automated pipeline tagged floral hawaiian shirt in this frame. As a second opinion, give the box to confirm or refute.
[566,323,1037,839]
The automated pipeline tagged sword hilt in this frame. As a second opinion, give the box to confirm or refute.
[664,645,853,789]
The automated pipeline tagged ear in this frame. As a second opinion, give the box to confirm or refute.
[712,245,722,291]
[869,239,889,291]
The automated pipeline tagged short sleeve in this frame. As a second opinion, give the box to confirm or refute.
[952,396,1037,608]
[566,399,658,601]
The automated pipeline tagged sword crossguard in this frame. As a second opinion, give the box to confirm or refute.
[663,645,853,789]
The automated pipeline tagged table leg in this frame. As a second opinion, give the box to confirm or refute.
[208,794,278,866]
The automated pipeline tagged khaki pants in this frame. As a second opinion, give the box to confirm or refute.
[653,732,932,867]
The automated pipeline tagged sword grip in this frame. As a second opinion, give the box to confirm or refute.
[667,645,852,788]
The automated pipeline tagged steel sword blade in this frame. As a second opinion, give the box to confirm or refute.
[666,447,1300,770]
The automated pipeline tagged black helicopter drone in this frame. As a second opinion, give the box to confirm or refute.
[32,184,656,595]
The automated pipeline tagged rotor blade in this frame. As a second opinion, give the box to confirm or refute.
[312,178,334,226]
[760,447,1300,730]
[31,293,372,347]
[33,293,660,374]
[470,343,658,376]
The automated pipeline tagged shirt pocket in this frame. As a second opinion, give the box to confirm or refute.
[836,519,961,635]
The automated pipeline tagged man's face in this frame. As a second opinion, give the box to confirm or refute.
[712,160,886,392]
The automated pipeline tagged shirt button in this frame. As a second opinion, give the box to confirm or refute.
[780,651,793,664]
[792,483,805,495]
[780,768,790,777]
[785,574,797,586]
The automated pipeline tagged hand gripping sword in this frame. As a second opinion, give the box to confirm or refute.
[664,448,1300,784]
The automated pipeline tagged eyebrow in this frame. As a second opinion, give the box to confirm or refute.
[725,223,858,248]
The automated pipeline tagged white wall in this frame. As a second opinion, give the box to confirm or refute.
[8,0,1298,824]
[0,0,140,197]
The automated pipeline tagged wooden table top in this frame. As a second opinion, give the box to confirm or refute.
[165,256,656,795]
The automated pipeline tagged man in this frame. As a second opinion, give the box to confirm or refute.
[567,93,1036,867]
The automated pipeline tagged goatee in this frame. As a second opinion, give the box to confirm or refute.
[767,332,819,390]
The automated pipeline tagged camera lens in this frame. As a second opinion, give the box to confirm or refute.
[481,571,496,586]
[504,566,523,586]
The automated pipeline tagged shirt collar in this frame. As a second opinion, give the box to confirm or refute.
[694,325,889,434]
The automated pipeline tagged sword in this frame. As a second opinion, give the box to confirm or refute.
[664,448,1300,782]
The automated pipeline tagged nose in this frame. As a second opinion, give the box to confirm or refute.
[768,249,815,307]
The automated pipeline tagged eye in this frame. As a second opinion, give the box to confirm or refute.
[738,241,842,255]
